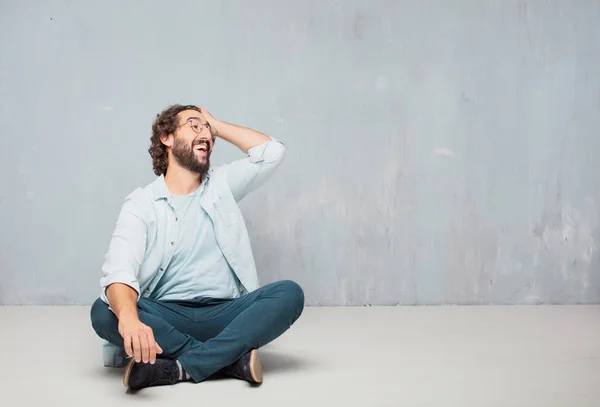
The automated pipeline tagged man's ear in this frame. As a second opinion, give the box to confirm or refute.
[160,133,174,148]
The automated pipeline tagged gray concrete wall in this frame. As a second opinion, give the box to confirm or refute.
[1,0,599,305]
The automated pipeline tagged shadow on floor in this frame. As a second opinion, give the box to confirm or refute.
[258,350,313,374]
[100,366,126,379]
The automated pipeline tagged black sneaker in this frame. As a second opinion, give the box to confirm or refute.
[220,349,263,384]
[123,358,180,390]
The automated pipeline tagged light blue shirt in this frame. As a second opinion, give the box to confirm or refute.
[98,139,285,306]
[150,184,241,301]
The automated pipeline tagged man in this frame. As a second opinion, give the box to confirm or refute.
[90,104,304,390]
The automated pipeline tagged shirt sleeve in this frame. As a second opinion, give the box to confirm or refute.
[225,138,286,202]
[99,197,147,304]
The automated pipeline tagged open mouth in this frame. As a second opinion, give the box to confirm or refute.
[193,141,209,155]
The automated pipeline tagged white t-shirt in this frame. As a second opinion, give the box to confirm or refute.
[150,185,241,301]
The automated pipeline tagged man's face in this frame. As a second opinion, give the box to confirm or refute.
[170,110,214,175]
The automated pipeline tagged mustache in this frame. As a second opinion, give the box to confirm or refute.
[192,139,210,148]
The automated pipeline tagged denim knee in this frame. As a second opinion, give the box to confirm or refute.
[275,280,305,314]
[90,298,116,339]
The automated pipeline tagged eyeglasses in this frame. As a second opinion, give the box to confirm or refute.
[177,118,216,140]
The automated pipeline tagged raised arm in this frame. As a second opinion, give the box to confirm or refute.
[200,108,286,201]
[207,112,271,153]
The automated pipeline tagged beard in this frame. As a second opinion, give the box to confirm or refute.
[172,137,211,175]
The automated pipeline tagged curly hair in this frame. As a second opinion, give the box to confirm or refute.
[149,104,201,176]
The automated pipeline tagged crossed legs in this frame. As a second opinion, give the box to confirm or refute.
[90,280,304,383]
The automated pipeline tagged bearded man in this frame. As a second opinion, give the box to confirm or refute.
[90,105,304,390]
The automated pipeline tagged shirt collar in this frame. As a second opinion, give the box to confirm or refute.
[151,173,210,201]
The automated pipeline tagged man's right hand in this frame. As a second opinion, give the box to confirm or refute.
[118,314,163,364]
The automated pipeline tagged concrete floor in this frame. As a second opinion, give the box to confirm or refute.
[0,305,598,406]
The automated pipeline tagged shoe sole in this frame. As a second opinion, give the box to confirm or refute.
[249,349,263,384]
[123,358,136,388]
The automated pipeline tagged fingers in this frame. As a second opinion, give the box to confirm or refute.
[146,329,158,364]
[131,333,142,363]
[122,324,162,364]
[140,331,150,364]
[124,333,133,358]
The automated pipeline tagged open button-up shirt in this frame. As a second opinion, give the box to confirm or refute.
[98,138,285,305]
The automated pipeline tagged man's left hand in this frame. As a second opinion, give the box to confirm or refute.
[197,107,270,152]
[199,107,220,136]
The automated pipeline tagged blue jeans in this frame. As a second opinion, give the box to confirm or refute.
[90,280,304,382]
